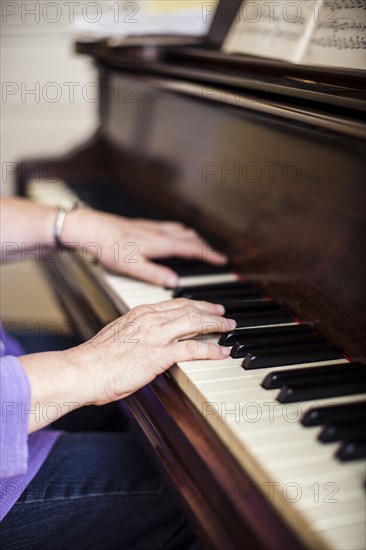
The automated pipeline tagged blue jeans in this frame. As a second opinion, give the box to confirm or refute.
[0,432,201,550]
[1,331,201,549]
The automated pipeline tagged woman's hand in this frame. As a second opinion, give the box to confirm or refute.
[69,298,235,405]
[63,208,226,287]
[20,299,235,432]
[0,198,225,285]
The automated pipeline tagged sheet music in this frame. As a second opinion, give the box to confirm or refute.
[301,1,366,69]
[222,1,317,63]
[223,0,366,69]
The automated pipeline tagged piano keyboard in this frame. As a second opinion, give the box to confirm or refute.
[29,180,366,550]
[102,270,366,550]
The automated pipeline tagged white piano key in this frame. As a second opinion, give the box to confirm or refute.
[319,523,366,550]
[187,365,249,382]
[28,179,82,208]
[256,474,363,512]
[178,273,239,286]
[252,444,347,471]
[274,460,366,483]
[298,480,366,510]
[202,381,361,405]
[201,381,359,404]
[181,353,347,372]
[303,497,366,531]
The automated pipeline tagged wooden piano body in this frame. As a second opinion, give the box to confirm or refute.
[16,16,366,550]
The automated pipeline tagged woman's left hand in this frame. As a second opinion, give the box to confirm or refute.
[63,208,226,287]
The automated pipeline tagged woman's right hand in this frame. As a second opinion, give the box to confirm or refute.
[69,298,236,406]
[20,298,235,433]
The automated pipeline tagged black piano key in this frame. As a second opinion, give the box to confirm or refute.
[277,376,366,403]
[155,257,229,276]
[234,330,320,346]
[173,280,256,297]
[301,400,366,427]
[319,420,366,443]
[179,288,264,300]
[243,345,341,369]
[255,342,338,355]
[219,324,312,346]
[232,335,325,358]
[234,313,294,328]
[219,300,280,314]
[336,439,366,462]
[262,362,364,390]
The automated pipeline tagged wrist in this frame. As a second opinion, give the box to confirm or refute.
[58,206,94,249]
[61,345,97,406]
[60,207,128,255]
[53,203,80,247]
[19,348,92,432]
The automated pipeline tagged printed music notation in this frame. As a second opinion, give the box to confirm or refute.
[311,34,365,50]
[223,0,366,70]
[329,0,365,8]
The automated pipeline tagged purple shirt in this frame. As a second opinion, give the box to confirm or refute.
[0,324,61,521]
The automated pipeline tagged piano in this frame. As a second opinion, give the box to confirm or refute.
[16,2,366,548]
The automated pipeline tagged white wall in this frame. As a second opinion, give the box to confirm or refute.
[1,1,100,196]
[0,0,215,194]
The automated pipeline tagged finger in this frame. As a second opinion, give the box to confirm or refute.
[150,306,226,327]
[147,298,225,315]
[156,221,187,233]
[148,238,227,266]
[169,340,231,363]
[162,230,227,265]
[123,258,178,288]
[132,220,185,234]
[163,226,200,239]
[201,245,228,265]
[128,219,228,264]
[164,311,236,340]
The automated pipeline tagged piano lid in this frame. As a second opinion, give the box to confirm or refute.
[75,0,365,113]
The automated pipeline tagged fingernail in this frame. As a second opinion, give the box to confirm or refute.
[212,252,228,264]
[165,272,178,288]
[228,319,237,329]
[207,251,227,264]
[220,346,231,356]
[215,304,225,314]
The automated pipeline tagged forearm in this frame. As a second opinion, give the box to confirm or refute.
[18,348,92,433]
[0,197,56,260]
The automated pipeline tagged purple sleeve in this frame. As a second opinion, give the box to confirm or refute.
[0,355,30,478]
[0,322,25,357]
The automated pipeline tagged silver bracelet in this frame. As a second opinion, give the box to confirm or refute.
[54,202,79,248]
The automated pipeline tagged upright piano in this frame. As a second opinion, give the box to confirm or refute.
[16,2,366,548]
